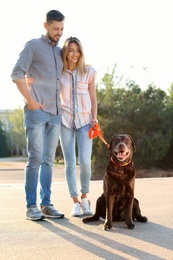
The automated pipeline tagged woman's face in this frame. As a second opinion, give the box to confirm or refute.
[67,42,81,64]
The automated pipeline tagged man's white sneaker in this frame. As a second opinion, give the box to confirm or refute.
[81,198,93,215]
[71,202,82,217]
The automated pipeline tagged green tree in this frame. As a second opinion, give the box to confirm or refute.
[132,84,172,168]
[0,121,9,157]
[6,109,26,156]
[160,83,173,168]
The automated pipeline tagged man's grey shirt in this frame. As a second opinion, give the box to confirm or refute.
[11,34,63,115]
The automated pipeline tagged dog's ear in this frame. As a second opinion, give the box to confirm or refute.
[109,134,118,149]
[127,135,136,152]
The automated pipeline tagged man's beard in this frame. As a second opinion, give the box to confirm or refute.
[48,34,59,44]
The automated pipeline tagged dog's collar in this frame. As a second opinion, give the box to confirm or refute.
[111,157,132,167]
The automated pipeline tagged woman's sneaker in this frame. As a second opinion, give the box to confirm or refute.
[26,205,45,221]
[71,202,82,217]
[81,198,93,215]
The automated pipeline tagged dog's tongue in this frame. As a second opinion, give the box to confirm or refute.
[117,151,126,159]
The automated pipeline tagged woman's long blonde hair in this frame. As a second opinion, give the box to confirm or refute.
[61,37,87,74]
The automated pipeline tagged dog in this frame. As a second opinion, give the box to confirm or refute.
[82,134,148,230]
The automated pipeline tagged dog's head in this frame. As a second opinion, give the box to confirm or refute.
[109,134,136,164]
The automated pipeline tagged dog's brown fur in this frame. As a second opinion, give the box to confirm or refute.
[82,134,148,230]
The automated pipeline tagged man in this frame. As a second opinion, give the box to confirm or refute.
[11,10,65,221]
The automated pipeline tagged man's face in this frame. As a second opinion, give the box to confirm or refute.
[44,20,64,44]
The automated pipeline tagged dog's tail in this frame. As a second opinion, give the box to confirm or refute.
[82,215,100,223]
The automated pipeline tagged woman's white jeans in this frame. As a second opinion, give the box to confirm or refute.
[60,123,92,197]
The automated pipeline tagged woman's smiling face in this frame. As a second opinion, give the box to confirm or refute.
[67,42,81,65]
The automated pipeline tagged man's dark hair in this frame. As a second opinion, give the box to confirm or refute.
[46,10,65,24]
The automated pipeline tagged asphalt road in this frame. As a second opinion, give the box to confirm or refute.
[0,158,173,260]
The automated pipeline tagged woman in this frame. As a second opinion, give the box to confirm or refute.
[60,37,98,216]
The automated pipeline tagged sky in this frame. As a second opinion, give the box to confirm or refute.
[1,0,173,109]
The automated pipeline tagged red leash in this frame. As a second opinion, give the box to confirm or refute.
[88,123,110,149]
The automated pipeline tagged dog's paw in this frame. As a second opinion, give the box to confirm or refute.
[103,221,112,230]
[103,226,111,231]
[137,216,148,223]
[126,222,135,230]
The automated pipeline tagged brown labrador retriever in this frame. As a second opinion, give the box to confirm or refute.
[82,134,148,230]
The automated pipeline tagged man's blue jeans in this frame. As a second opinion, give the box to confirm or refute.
[60,123,92,197]
[24,109,61,208]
